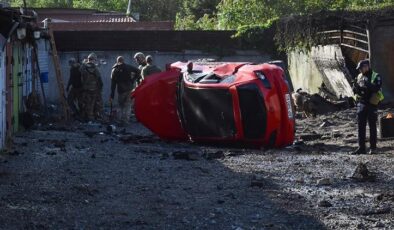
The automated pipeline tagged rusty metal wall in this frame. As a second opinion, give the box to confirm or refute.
[370,19,394,102]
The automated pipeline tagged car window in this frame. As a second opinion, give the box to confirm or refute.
[178,82,236,138]
[220,75,236,84]
[237,84,267,139]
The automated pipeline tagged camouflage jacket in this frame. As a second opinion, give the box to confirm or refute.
[80,62,103,91]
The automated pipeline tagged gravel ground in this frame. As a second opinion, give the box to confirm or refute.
[0,108,393,229]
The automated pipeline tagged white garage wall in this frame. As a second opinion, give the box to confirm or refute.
[45,50,271,105]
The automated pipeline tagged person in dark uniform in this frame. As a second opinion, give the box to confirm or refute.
[66,58,83,117]
[110,56,140,124]
[351,59,384,155]
[141,55,161,80]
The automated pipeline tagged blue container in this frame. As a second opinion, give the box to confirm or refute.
[40,72,48,83]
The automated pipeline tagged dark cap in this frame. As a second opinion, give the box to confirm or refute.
[356,59,370,70]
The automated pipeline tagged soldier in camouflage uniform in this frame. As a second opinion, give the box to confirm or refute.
[132,52,146,89]
[134,52,147,71]
[80,53,103,121]
[141,55,161,80]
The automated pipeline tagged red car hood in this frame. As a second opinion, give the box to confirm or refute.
[132,69,188,140]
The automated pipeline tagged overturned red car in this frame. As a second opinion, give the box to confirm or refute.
[132,61,295,147]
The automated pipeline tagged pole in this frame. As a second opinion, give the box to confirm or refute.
[366,22,372,64]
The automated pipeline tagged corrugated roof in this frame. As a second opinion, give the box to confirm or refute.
[34,8,136,23]
[40,14,136,23]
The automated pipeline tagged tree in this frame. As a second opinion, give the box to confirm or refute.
[177,0,220,19]
[11,0,74,8]
[176,0,394,30]
[10,0,394,25]
[175,0,220,30]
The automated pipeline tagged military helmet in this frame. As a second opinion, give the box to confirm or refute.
[134,52,145,60]
[146,55,153,63]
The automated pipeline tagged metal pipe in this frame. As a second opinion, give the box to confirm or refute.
[329,36,368,44]
[340,43,369,53]
[342,30,368,38]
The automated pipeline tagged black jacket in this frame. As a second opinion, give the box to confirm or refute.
[111,63,140,98]
[67,64,82,90]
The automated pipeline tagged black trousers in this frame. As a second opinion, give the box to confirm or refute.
[357,103,378,150]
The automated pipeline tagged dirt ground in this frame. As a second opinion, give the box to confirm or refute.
[0,108,393,229]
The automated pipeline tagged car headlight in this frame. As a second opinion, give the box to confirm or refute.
[255,72,271,89]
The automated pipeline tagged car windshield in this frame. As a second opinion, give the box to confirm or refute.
[237,84,267,139]
[178,81,236,138]
[185,72,236,84]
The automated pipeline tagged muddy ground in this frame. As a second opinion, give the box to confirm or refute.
[0,108,393,229]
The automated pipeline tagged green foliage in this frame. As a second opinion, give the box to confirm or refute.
[175,13,217,30]
[10,0,394,56]
[11,0,74,8]
[177,0,220,19]
[195,14,217,30]
[275,5,394,52]
[233,19,278,53]
[128,0,182,21]
[175,13,198,30]
[175,0,394,55]
[175,0,220,30]
[175,0,394,30]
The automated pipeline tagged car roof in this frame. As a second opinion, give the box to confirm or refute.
[171,61,282,76]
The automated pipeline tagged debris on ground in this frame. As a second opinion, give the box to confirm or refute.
[318,200,333,208]
[172,150,200,161]
[317,178,332,186]
[292,89,353,117]
[0,108,392,229]
[250,174,265,188]
[351,163,377,182]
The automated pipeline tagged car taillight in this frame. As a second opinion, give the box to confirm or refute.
[285,93,294,119]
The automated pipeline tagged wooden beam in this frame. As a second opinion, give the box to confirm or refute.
[48,26,70,121]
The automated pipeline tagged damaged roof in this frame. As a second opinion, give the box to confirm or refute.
[33,7,174,31]
[34,8,136,23]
